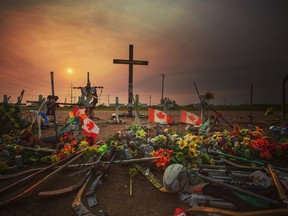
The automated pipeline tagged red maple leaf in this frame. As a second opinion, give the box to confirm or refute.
[86,120,95,130]
[156,112,166,119]
[196,118,202,125]
[188,114,196,122]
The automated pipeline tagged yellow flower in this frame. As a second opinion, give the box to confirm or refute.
[136,129,147,139]
[110,140,118,147]
[178,140,186,149]
[189,142,197,149]
[184,133,193,141]
[79,140,89,149]
[242,137,251,145]
[116,145,124,151]
[189,147,196,154]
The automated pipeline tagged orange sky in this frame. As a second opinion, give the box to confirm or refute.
[0,0,287,106]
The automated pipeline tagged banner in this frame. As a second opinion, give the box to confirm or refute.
[148,108,173,123]
[82,116,100,138]
[180,110,202,125]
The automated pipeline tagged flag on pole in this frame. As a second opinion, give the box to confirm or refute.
[80,114,100,138]
[180,110,202,125]
[70,106,86,117]
[148,108,173,123]
[75,108,86,117]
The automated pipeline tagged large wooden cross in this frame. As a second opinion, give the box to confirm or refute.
[113,44,148,116]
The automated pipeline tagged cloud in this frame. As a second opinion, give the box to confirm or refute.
[0,0,287,105]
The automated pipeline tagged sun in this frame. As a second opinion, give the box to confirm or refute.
[66,68,74,75]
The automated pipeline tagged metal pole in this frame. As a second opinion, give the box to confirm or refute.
[50,72,55,96]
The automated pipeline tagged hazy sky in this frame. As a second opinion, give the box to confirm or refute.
[0,0,287,106]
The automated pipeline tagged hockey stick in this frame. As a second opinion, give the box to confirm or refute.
[39,146,107,196]
[71,172,106,215]
[0,149,83,194]
[0,149,84,207]
[86,151,117,197]
[133,163,169,193]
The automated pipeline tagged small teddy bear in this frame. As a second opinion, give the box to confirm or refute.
[19,128,43,147]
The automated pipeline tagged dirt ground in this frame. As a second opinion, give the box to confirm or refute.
[0,108,283,216]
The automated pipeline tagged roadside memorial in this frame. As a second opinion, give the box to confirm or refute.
[128,94,147,124]
[194,82,234,129]
[179,110,202,133]
[108,97,125,124]
[113,44,149,117]
[158,97,174,113]
[0,147,86,207]
[148,108,173,135]
[45,95,59,123]
[73,72,103,119]
[180,110,202,126]
[1,106,288,215]
[0,100,26,134]
[133,163,168,192]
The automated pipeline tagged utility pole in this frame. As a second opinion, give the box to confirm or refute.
[161,74,165,104]
[149,95,152,106]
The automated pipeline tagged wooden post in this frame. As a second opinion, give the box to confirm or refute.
[113,44,149,116]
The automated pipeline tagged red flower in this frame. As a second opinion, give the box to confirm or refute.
[63,145,71,151]
[71,140,77,146]
[57,152,66,160]
[250,138,276,160]
[151,148,173,169]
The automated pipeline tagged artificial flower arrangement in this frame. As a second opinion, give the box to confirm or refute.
[117,122,288,170]
[0,103,25,130]
[145,129,214,169]
[50,130,103,163]
[207,125,280,160]
[150,148,173,169]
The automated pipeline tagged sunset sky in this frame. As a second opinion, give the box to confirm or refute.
[0,0,287,106]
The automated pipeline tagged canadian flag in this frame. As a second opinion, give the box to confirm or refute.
[148,108,173,123]
[81,114,100,138]
[70,106,85,118]
[180,110,202,125]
